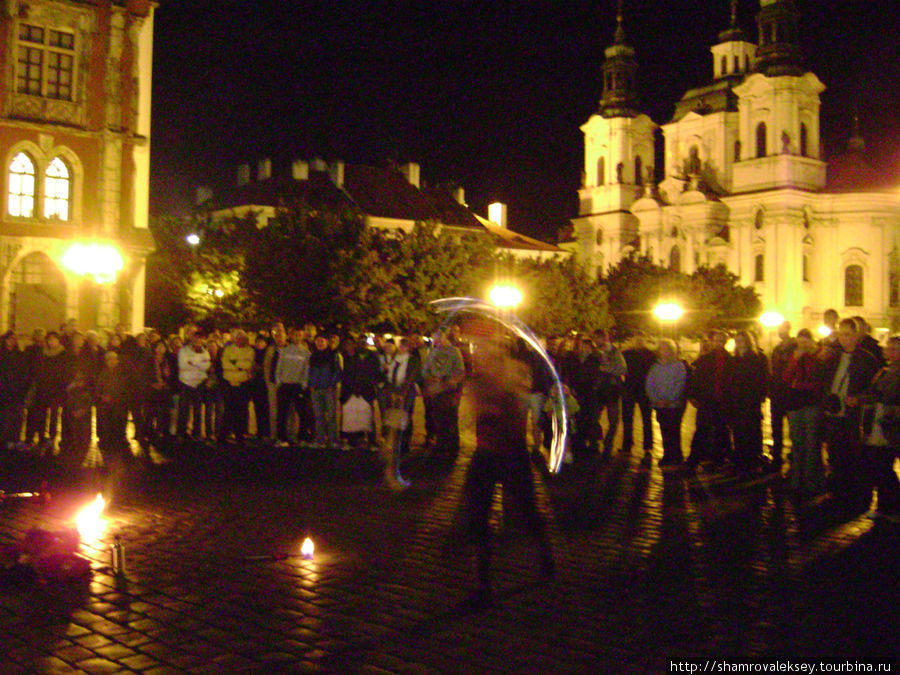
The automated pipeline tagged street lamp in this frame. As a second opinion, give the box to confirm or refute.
[488,283,522,310]
[62,242,124,284]
[185,233,200,246]
[759,311,785,329]
[653,302,683,322]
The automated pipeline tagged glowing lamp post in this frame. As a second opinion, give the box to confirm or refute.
[488,284,522,310]
[759,310,785,351]
[62,243,124,284]
[185,233,200,246]
[653,302,683,322]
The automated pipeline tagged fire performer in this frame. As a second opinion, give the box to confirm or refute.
[461,334,554,608]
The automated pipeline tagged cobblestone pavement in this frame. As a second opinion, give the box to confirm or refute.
[0,401,897,674]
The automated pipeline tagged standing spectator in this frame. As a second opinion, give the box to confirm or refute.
[409,332,434,446]
[864,334,900,522]
[202,339,224,441]
[821,308,840,354]
[308,335,342,448]
[782,329,826,499]
[621,333,656,455]
[421,328,465,461]
[853,316,886,369]
[23,328,45,447]
[729,330,769,473]
[376,338,398,441]
[645,338,688,467]
[147,340,173,445]
[686,330,733,469]
[595,329,627,458]
[31,331,70,454]
[177,332,210,439]
[275,327,311,446]
[60,366,93,474]
[249,334,271,440]
[220,329,254,444]
[127,332,154,443]
[0,331,28,452]
[821,318,880,502]
[382,337,421,457]
[768,320,796,472]
[339,336,380,449]
[565,336,602,461]
[519,338,553,455]
[165,335,182,436]
[264,324,286,440]
[96,350,131,480]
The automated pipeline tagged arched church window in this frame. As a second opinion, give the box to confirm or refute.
[733,55,739,72]
[44,157,70,220]
[634,155,642,186]
[597,156,605,186]
[744,55,749,71]
[890,270,900,308]
[799,123,808,157]
[721,56,727,76]
[686,145,701,175]
[802,254,810,282]
[844,265,863,307]
[8,151,35,218]
[670,245,681,273]
[734,140,741,162]
[755,210,764,230]
[756,122,767,158]
[754,254,764,282]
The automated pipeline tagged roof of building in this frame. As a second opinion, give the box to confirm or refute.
[824,147,894,193]
[671,77,742,122]
[475,215,564,253]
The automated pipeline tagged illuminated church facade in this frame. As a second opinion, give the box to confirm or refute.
[568,0,900,334]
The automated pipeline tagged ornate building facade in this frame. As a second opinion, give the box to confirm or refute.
[569,0,900,333]
[0,0,154,336]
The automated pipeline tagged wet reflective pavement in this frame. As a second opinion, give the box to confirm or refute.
[0,405,897,673]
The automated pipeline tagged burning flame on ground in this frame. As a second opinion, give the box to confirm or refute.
[75,494,107,546]
[301,537,315,560]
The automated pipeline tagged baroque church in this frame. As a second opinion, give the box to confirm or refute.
[567,0,900,334]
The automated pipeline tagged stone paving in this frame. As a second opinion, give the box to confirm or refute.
[0,402,898,674]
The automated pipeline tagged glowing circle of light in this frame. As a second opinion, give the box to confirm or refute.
[653,302,684,321]
[301,537,315,560]
[488,284,523,309]
[185,233,200,246]
[431,297,568,474]
[817,324,832,338]
[62,243,124,284]
[759,311,785,328]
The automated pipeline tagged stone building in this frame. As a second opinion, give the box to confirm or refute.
[0,0,154,336]
[567,0,900,333]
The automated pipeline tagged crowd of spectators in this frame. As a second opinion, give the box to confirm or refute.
[1,309,898,522]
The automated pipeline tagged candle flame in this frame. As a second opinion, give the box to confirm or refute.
[75,493,106,544]
[301,537,315,559]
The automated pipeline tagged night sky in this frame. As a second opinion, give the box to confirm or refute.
[149,0,900,242]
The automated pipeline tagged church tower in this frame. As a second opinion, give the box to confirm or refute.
[731,0,825,193]
[571,1,656,276]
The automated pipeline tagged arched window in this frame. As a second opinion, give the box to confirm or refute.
[721,56,727,76]
[844,265,863,307]
[44,157,70,220]
[744,55,749,71]
[8,152,35,217]
[734,140,741,162]
[670,245,681,272]
[733,55,739,72]
[890,270,900,308]
[802,254,809,282]
[756,122,767,158]
[634,155,643,186]
[754,254,764,282]
[597,156,605,186]
[799,123,808,157]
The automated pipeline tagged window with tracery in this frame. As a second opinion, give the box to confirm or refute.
[44,157,70,220]
[8,152,35,218]
[844,265,863,307]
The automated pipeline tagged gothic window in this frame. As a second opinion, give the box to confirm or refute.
[16,23,75,100]
[754,210,764,230]
[744,55,750,71]
[733,55,739,72]
[597,157,605,186]
[721,56,727,76]
[634,155,643,186]
[8,152,35,218]
[754,254,764,282]
[802,254,809,282]
[670,245,681,273]
[756,122,767,158]
[799,123,808,157]
[734,140,741,162]
[844,265,863,307]
[44,157,70,220]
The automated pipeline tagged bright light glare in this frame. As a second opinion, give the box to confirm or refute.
[301,537,315,560]
[759,311,785,328]
[653,302,683,321]
[817,324,832,338]
[75,493,106,546]
[489,284,522,308]
[214,289,224,298]
[62,243,124,284]
[186,233,200,246]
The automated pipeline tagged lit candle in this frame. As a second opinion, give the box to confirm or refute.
[301,537,314,560]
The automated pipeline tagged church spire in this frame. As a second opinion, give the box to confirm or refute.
[718,0,747,43]
[848,106,866,152]
[599,0,640,118]
[754,0,804,77]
